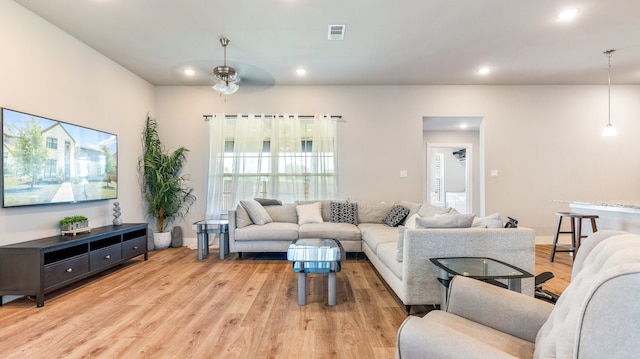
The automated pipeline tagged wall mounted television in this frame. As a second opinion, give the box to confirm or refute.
[1,108,117,208]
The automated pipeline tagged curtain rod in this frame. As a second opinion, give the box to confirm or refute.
[203,114,343,121]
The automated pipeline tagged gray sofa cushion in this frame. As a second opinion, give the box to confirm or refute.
[265,203,298,223]
[234,222,299,241]
[377,241,403,279]
[417,202,450,217]
[361,223,397,253]
[240,199,273,225]
[472,212,504,228]
[358,201,395,223]
[299,222,361,241]
[416,213,475,228]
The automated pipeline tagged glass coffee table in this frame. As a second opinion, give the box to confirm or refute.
[430,257,533,308]
[287,238,345,306]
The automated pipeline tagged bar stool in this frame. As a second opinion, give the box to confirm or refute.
[549,212,599,262]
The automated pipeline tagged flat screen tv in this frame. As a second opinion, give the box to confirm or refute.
[1,108,117,208]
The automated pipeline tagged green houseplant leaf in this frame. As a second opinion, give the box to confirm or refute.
[139,114,196,233]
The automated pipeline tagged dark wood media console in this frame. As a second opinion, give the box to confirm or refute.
[0,223,148,307]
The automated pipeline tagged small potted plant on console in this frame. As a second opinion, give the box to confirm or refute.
[59,215,90,235]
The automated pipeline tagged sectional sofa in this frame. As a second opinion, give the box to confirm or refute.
[228,199,535,309]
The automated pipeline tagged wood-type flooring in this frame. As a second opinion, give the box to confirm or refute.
[0,245,571,358]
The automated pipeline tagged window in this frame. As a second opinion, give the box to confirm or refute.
[206,114,337,217]
[46,137,57,149]
[43,159,57,180]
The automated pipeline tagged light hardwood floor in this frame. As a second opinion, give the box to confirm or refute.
[0,245,571,358]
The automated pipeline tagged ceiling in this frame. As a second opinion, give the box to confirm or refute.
[15,0,640,87]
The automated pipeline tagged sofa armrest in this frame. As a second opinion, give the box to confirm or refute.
[446,276,554,343]
[397,313,522,359]
[228,209,237,242]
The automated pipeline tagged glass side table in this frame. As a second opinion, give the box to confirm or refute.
[430,257,533,308]
[194,219,229,260]
[287,238,345,306]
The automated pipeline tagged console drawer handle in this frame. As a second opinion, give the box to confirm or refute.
[105,255,111,259]
[133,246,139,250]
[66,268,73,273]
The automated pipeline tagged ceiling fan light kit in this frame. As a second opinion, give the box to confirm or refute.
[212,37,239,95]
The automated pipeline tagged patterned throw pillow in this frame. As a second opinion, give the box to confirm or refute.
[382,205,410,227]
[330,201,358,225]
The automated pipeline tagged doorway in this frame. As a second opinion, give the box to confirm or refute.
[423,116,484,215]
[426,143,472,213]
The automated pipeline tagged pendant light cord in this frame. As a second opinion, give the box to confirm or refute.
[604,49,615,126]
[607,52,611,126]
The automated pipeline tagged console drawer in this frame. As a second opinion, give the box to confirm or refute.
[90,244,122,271]
[122,236,146,259]
[44,255,89,289]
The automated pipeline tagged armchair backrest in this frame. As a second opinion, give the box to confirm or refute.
[534,232,640,358]
[571,229,627,279]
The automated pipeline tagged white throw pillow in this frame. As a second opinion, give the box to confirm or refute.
[296,202,324,224]
[240,199,273,225]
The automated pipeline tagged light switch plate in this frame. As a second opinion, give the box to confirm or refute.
[400,170,408,178]
[490,170,498,177]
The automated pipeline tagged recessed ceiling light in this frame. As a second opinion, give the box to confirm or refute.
[558,8,579,21]
[296,68,307,76]
[478,66,491,75]
[459,123,468,129]
[184,68,195,76]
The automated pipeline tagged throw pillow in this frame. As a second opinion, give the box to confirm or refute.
[472,212,504,228]
[417,202,450,217]
[296,202,324,224]
[403,213,420,229]
[398,200,421,224]
[254,198,282,206]
[240,199,273,225]
[235,204,253,228]
[382,205,410,227]
[330,201,358,225]
[415,213,475,228]
[396,226,406,262]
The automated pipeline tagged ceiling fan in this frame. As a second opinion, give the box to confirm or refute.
[211,37,239,95]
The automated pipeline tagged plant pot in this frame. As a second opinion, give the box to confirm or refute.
[153,232,172,250]
[60,220,89,231]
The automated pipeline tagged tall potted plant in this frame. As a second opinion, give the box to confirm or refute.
[139,114,196,249]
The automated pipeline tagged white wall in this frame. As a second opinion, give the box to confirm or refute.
[155,85,640,240]
[0,2,154,245]
[2,1,639,245]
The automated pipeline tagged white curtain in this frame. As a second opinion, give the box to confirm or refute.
[205,114,337,219]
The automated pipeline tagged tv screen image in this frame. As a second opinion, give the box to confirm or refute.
[1,108,117,207]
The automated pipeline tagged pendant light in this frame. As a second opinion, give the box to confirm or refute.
[601,49,617,137]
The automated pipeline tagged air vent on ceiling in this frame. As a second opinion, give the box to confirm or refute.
[328,24,346,40]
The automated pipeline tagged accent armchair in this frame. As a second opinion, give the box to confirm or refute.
[396,230,640,359]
